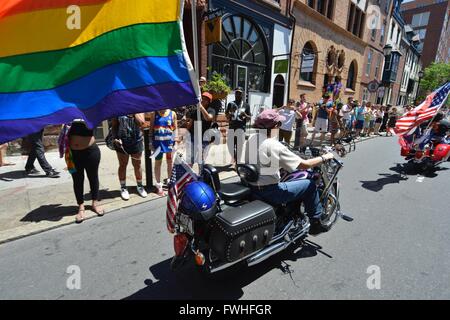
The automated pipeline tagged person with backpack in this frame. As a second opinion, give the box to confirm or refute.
[111,113,148,200]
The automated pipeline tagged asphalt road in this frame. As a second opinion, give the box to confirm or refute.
[0,136,449,300]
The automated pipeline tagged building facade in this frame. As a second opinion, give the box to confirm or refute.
[401,0,450,67]
[289,0,367,104]
[360,0,393,104]
[381,0,405,106]
[207,0,294,119]
[397,25,422,105]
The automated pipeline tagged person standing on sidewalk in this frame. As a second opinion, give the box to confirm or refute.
[310,93,332,146]
[294,94,310,149]
[277,99,296,145]
[340,97,353,131]
[354,101,366,137]
[67,120,104,223]
[225,87,251,164]
[112,114,148,201]
[374,105,384,135]
[24,128,59,177]
[149,109,178,196]
[0,143,15,167]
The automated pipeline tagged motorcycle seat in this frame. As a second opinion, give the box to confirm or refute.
[219,183,251,202]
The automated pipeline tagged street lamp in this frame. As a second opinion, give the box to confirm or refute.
[416,69,425,103]
[383,44,393,56]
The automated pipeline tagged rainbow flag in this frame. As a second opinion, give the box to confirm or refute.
[0,0,199,144]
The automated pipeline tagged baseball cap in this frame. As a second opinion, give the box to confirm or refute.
[201,92,213,101]
[235,87,244,93]
[200,76,207,82]
[254,109,286,129]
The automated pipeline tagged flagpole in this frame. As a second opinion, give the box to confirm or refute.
[191,0,203,170]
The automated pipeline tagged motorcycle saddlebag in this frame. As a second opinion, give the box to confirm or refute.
[209,200,276,263]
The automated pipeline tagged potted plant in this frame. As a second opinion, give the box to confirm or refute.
[203,72,231,100]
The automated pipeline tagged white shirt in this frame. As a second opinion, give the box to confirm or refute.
[245,135,302,186]
[340,104,351,120]
[279,108,296,131]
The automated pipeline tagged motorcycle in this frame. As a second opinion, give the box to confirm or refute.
[170,145,351,275]
[400,134,450,173]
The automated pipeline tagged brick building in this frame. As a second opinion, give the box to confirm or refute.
[290,0,367,104]
[360,0,394,104]
[401,0,450,67]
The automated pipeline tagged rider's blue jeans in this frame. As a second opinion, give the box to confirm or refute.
[252,180,323,219]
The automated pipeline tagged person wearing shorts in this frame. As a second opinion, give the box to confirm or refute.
[310,94,331,146]
[354,101,366,137]
[112,114,148,200]
[150,109,177,196]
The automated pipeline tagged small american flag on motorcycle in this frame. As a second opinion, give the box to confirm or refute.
[166,154,198,233]
[394,81,450,136]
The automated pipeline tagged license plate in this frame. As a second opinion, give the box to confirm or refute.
[178,213,194,235]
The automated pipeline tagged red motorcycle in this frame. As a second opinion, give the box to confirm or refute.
[400,136,450,173]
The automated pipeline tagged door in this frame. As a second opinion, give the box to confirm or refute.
[272,74,285,108]
[236,65,248,93]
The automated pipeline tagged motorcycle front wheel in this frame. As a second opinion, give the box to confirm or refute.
[320,186,339,230]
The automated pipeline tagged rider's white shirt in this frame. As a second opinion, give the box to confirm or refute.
[245,135,302,186]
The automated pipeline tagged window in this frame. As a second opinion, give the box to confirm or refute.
[375,53,382,78]
[390,21,395,40]
[300,41,317,84]
[385,0,391,13]
[417,28,427,40]
[346,60,357,90]
[411,12,430,27]
[362,88,370,102]
[347,3,366,38]
[211,15,269,92]
[366,50,373,76]
[380,22,385,44]
[308,0,334,19]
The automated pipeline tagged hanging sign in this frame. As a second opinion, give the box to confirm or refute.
[205,16,222,45]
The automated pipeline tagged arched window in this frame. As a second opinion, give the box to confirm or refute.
[346,60,357,90]
[211,15,269,92]
[300,41,317,84]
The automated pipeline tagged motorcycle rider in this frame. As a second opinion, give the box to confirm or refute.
[245,109,335,234]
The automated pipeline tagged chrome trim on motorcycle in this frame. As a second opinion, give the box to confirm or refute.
[247,221,310,267]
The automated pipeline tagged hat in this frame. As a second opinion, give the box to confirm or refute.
[234,87,244,93]
[254,109,286,129]
[199,76,207,82]
[201,92,213,101]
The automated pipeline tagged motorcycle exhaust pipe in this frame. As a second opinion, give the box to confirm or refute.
[247,222,310,267]
[247,241,287,267]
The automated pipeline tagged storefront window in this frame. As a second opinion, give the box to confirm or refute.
[211,15,269,92]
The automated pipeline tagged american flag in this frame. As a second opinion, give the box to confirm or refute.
[394,82,450,136]
[166,156,198,233]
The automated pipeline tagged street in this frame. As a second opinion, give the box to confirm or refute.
[0,136,449,300]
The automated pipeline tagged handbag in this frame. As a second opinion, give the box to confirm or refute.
[105,127,116,151]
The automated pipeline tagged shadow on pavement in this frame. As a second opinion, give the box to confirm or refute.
[20,204,78,222]
[0,170,48,181]
[360,162,449,192]
[124,240,331,300]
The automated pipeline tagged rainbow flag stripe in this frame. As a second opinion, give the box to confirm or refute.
[0,0,198,143]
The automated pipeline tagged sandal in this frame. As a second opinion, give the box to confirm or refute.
[92,205,105,217]
[75,209,85,223]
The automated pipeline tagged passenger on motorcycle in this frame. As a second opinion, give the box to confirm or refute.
[413,113,450,150]
[244,109,335,234]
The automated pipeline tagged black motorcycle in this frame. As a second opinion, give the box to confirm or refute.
[170,146,351,275]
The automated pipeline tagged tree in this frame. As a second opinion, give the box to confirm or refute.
[418,62,450,106]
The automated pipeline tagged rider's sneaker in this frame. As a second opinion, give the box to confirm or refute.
[120,187,130,201]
